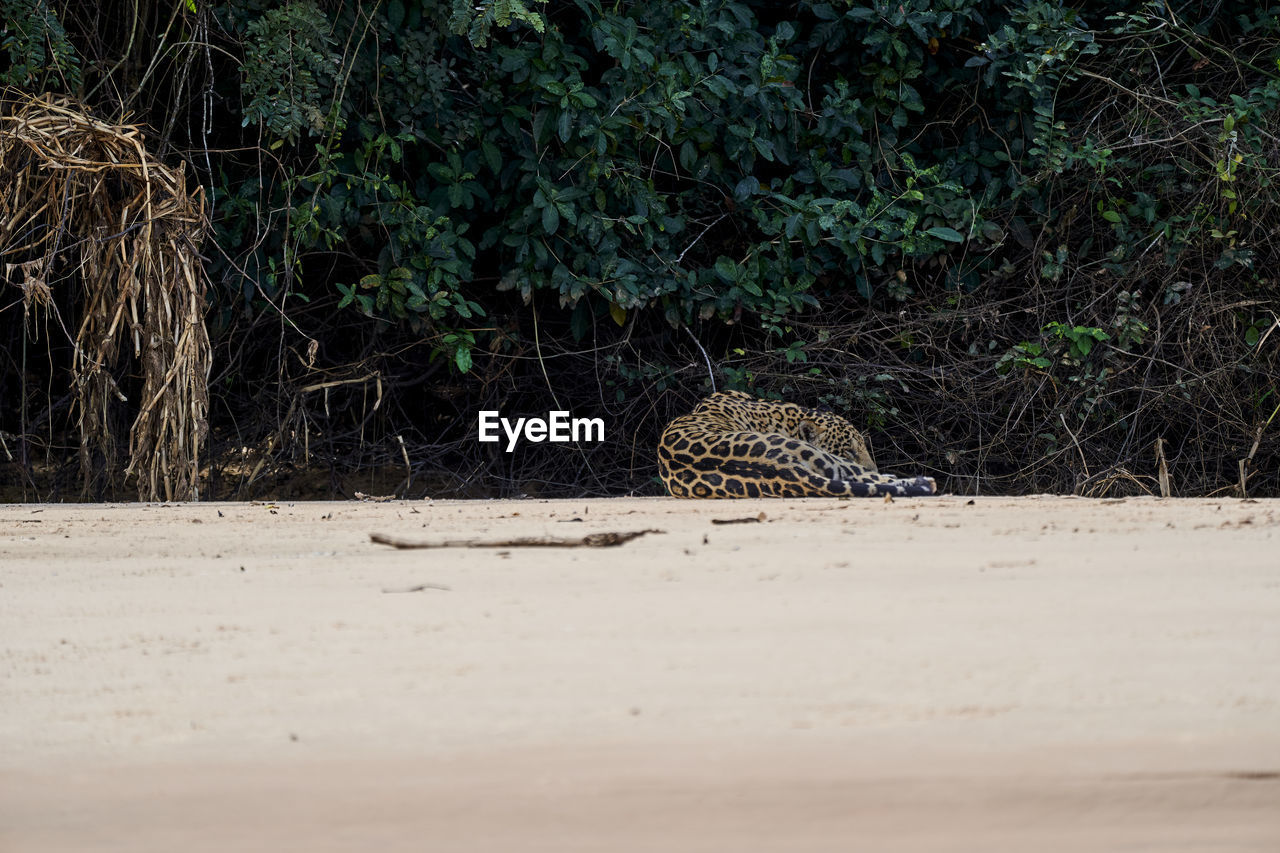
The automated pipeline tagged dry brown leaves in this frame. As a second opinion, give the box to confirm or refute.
[0,90,210,500]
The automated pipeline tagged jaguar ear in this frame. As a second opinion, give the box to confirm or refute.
[795,419,819,443]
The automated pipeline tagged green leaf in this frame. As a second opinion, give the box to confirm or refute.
[1246,325,1260,346]
[713,256,738,282]
[455,346,473,373]
[704,75,734,99]
[542,204,559,235]
[926,226,965,243]
[336,282,354,309]
[733,176,759,202]
[1101,210,1122,223]
[752,136,775,161]
[481,141,502,175]
[532,110,552,147]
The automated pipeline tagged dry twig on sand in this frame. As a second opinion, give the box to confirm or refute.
[711,513,767,525]
[369,529,664,549]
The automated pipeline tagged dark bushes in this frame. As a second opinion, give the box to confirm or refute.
[1,1,1277,497]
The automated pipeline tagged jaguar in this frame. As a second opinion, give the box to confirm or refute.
[658,390,936,498]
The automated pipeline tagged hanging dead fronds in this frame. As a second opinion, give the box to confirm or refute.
[0,90,211,500]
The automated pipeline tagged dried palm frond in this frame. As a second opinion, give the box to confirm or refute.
[0,90,210,500]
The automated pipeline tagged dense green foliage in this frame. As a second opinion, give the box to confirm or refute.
[226,0,1019,366]
[2,0,1279,497]
[215,0,1278,379]
[1,0,80,90]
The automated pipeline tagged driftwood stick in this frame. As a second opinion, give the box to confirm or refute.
[711,513,767,525]
[370,529,664,550]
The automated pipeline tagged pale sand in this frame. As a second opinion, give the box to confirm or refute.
[1,495,1277,851]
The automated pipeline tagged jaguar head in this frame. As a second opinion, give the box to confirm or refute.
[798,413,877,472]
